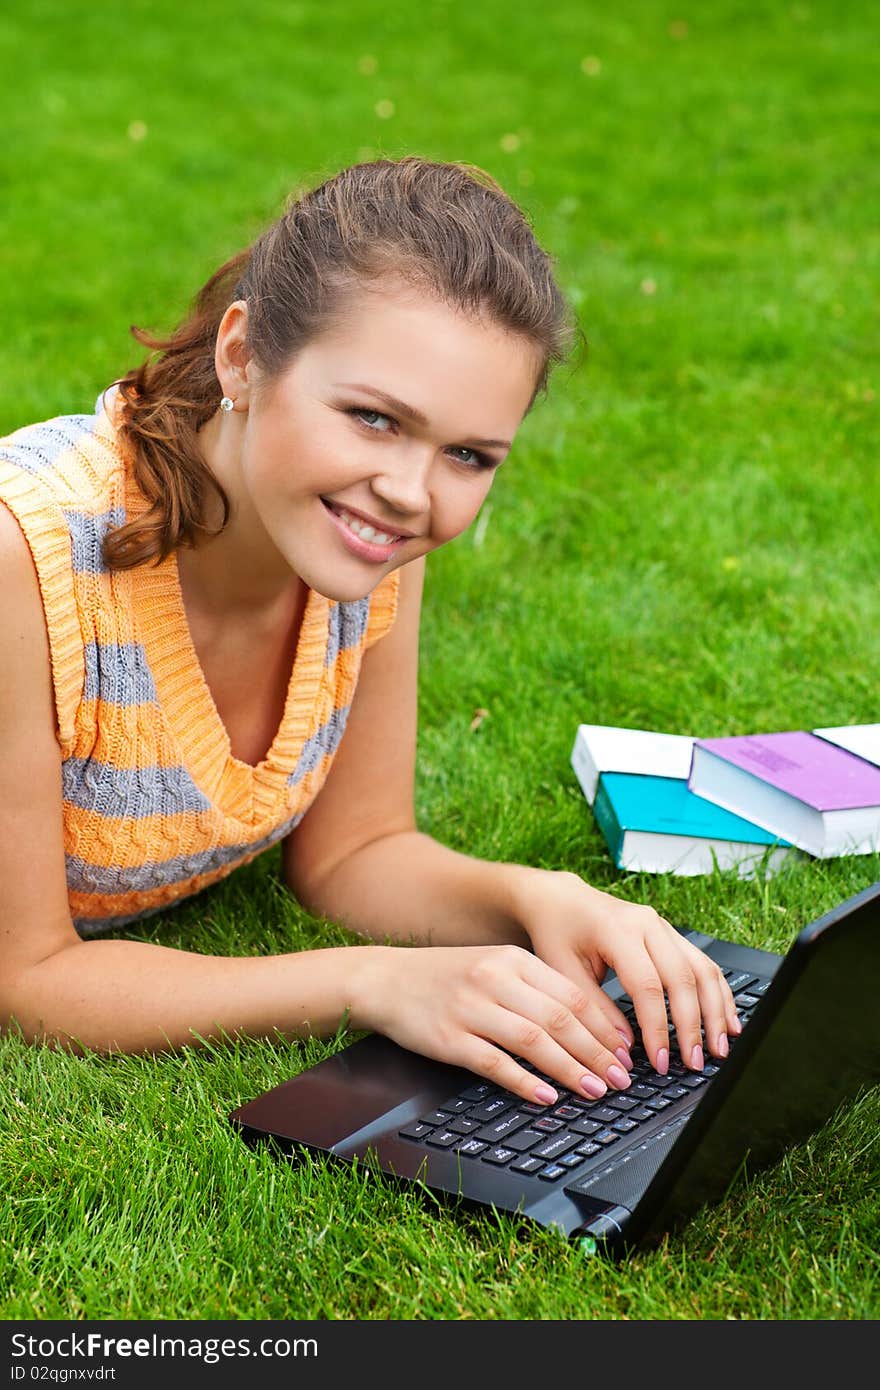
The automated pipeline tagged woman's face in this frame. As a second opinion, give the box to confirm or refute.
[224,284,541,602]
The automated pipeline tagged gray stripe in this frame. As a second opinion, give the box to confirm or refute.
[63,507,126,573]
[67,809,305,902]
[0,413,102,478]
[324,597,370,666]
[287,705,351,788]
[83,642,157,705]
[62,757,212,819]
[75,902,171,935]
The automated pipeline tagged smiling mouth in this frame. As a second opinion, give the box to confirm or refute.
[322,500,408,545]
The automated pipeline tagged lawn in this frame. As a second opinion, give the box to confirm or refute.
[1,0,878,1321]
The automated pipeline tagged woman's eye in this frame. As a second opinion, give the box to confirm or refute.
[449,446,497,471]
[352,408,392,431]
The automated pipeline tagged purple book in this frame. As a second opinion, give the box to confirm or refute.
[694,731,880,811]
[690,730,880,858]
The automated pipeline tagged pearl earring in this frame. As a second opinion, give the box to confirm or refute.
[220,395,235,413]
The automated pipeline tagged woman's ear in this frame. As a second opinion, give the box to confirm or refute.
[214,300,253,410]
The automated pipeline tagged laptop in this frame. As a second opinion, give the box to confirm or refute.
[229,881,880,1258]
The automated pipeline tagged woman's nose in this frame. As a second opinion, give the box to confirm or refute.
[369,449,433,520]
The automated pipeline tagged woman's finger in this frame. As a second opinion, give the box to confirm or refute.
[680,940,742,1056]
[493,978,632,1093]
[521,954,634,1062]
[609,949,671,1075]
[643,927,705,1070]
[535,946,635,1053]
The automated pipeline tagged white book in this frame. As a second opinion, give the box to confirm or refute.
[813,724,880,768]
[570,724,695,805]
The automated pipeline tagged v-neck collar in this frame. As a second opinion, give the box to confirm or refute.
[117,414,330,827]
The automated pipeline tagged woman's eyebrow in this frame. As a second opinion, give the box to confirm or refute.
[334,382,512,450]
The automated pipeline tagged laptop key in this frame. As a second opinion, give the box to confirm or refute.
[538,1164,567,1181]
[456,1138,488,1158]
[571,1117,601,1137]
[425,1130,459,1148]
[504,1128,544,1153]
[594,1129,621,1145]
[448,1117,481,1135]
[531,1132,581,1162]
[725,972,758,994]
[481,1146,517,1166]
[576,1141,602,1157]
[586,1105,619,1123]
[532,1116,565,1133]
[420,1110,455,1127]
[606,1095,639,1112]
[399,1122,434,1141]
[611,1118,639,1134]
[476,1112,530,1143]
[510,1155,544,1174]
[459,1082,496,1102]
[469,1097,514,1121]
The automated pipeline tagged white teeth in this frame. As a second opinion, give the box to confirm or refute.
[333,506,400,546]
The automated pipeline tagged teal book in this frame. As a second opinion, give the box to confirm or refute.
[592,771,796,877]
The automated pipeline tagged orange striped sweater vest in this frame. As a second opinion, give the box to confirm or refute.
[0,390,399,935]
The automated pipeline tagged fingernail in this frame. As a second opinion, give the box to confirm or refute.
[656,1047,669,1075]
[607,1064,631,1090]
[731,1014,743,1035]
[534,1083,557,1105]
[614,1046,633,1070]
[580,1074,607,1099]
[617,1027,633,1047]
[716,1032,729,1058]
[690,1044,704,1071]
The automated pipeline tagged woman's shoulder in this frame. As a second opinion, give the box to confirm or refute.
[0,388,124,502]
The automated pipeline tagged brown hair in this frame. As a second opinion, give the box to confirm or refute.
[105,156,580,570]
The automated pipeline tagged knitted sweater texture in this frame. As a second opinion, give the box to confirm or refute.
[0,391,399,935]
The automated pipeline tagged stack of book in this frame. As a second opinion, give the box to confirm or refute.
[571,721,880,877]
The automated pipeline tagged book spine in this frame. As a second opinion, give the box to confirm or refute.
[570,730,600,805]
[592,776,624,868]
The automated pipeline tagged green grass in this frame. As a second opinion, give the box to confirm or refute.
[2,0,879,1321]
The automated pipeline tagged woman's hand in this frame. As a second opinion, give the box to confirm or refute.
[518,869,742,1079]
[351,940,637,1107]
[350,869,741,1106]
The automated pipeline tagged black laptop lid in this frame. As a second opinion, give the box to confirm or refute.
[627,881,880,1250]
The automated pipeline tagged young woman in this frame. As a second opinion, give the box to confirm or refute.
[0,157,739,1108]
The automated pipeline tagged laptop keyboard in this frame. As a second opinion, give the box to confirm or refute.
[398,969,772,1188]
